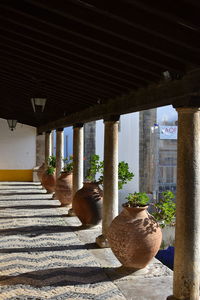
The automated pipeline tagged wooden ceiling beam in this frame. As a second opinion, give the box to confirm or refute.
[0,71,96,107]
[0,4,186,72]
[0,58,117,100]
[38,69,200,132]
[66,0,200,50]
[0,46,133,91]
[0,53,122,96]
[0,15,162,79]
[0,35,144,88]
[124,0,200,31]
[0,23,160,83]
[24,0,200,57]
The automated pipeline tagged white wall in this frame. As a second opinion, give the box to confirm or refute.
[96,112,139,211]
[0,118,36,169]
[118,113,139,210]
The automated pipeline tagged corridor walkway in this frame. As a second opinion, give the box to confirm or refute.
[0,183,172,300]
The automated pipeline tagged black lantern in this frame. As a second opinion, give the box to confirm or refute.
[31,98,46,113]
[7,119,17,131]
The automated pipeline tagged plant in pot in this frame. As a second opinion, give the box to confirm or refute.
[151,190,176,249]
[41,156,56,194]
[55,156,73,207]
[73,154,134,228]
[107,192,162,269]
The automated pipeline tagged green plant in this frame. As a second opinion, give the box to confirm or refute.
[46,166,55,175]
[86,155,134,189]
[124,192,149,207]
[48,155,56,168]
[118,161,134,190]
[45,155,56,175]
[152,190,176,228]
[62,156,73,173]
[86,154,104,183]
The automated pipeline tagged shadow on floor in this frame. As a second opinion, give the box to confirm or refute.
[0,224,97,237]
[0,243,99,253]
[0,192,47,196]
[0,225,75,236]
[0,215,66,219]
[0,198,53,201]
[0,184,41,186]
[0,266,109,287]
[0,187,43,190]
[0,205,61,210]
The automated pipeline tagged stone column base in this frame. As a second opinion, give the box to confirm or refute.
[32,166,40,182]
[96,234,110,248]
[167,296,189,300]
[67,208,76,217]
[52,193,57,200]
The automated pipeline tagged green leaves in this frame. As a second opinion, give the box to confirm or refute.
[46,155,56,175]
[152,190,175,227]
[48,155,56,168]
[86,154,104,183]
[118,161,134,190]
[125,192,149,207]
[46,166,55,175]
[86,155,134,188]
[62,156,73,173]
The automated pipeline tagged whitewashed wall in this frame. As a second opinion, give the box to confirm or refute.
[118,113,139,210]
[96,112,139,211]
[0,118,36,169]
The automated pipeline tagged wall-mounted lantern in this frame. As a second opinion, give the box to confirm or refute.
[7,119,17,131]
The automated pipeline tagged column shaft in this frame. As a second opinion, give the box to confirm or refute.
[170,107,200,300]
[96,119,119,247]
[56,129,64,178]
[73,125,84,196]
[45,131,52,167]
[36,134,45,166]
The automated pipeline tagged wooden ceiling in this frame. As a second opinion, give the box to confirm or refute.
[0,0,200,129]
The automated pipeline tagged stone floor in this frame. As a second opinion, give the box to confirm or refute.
[0,182,173,300]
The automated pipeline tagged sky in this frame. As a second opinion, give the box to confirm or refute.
[157,105,177,124]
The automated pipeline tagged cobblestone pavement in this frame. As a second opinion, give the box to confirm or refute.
[0,182,126,300]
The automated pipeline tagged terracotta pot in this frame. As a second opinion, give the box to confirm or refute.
[55,172,73,206]
[37,163,46,183]
[41,172,56,194]
[73,182,103,227]
[107,206,162,269]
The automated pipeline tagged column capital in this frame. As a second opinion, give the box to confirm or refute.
[104,115,120,122]
[45,130,51,134]
[73,123,84,129]
[173,96,200,110]
[56,128,64,132]
[175,107,200,114]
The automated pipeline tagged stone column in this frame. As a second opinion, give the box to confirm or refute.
[96,116,119,248]
[167,107,200,300]
[45,130,52,167]
[33,133,46,182]
[56,128,64,178]
[36,133,45,166]
[72,124,84,196]
[84,121,96,179]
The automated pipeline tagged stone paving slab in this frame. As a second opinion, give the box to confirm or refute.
[65,207,173,300]
[0,183,126,300]
[0,183,173,300]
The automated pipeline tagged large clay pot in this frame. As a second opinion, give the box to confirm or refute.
[107,206,162,269]
[55,172,73,206]
[41,172,56,194]
[37,163,46,183]
[73,182,103,227]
